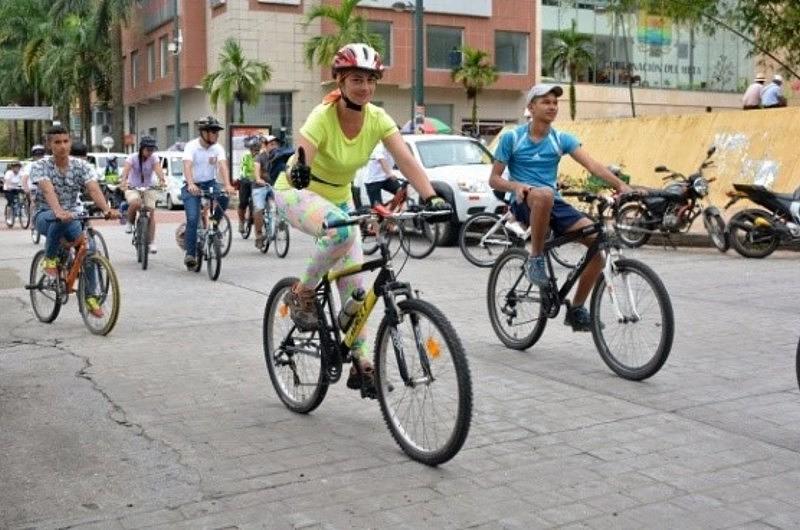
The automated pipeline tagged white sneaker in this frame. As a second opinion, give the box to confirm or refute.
[149,244,157,254]
[124,222,133,234]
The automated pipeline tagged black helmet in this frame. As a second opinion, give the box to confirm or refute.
[31,144,45,156]
[70,141,88,157]
[139,134,158,150]
[197,116,224,132]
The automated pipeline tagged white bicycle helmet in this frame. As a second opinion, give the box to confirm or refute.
[331,43,384,79]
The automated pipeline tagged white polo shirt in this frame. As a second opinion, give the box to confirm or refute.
[183,138,227,184]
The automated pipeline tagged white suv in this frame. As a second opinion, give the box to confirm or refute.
[355,134,504,245]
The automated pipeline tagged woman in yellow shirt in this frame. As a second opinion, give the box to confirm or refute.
[274,43,445,393]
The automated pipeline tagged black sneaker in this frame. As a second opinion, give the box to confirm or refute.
[564,305,592,332]
[184,254,197,269]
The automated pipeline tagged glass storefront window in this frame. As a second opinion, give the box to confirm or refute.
[427,26,463,69]
[540,0,752,93]
[495,31,529,74]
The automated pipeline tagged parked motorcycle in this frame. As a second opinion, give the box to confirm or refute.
[615,145,729,252]
[723,183,800,258]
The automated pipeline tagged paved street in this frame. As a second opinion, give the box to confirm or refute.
[1,218,800,529]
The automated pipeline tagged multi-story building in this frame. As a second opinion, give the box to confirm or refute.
[120,0,757,150]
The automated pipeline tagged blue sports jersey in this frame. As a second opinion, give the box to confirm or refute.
[494,124,580,192]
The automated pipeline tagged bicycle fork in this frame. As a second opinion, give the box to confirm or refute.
[600,249,641,323]
[384,284,433,388]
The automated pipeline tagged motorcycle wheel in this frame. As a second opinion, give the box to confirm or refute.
[615,202,652,248]
[703,210,730,253]
[728,209,779,259]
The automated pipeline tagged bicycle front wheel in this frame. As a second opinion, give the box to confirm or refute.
[31,225,41,245]
[399,216,439,259]
[459,213,512,267]
[360,220,379,256]
[20,201,30,229]
[78,254,121,336]
[137,216,150,269]
[375,298,472,466]
[274,219,290,258]
[88,228,110,259]
[590,258,674,380]
[207,233,222,281]
[263,277,328,413]
[219,213,233,257]
[29,250,62,323]
[487,248,547,350]
[5,204,13,227]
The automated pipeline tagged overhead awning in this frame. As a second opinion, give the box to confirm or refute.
[0,106,53,120]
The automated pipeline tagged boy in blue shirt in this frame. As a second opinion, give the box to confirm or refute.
[489,84,631,331]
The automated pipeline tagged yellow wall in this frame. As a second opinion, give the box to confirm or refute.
[555,107,800,208]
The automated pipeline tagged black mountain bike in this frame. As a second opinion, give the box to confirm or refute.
[487,192,675,381]
[192,189,226,281]
[129,186,158,270]
[263,207,472,466]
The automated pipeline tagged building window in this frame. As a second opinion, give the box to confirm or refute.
[147,43,156,83]
[160,36,170,77]
[426,26,463,69]
[495,31,528,74]
[367,21,392,66]
[130,50,139,88]
[128,106,136,135]
[166,123,189,145]
[241,92,294,145]
[426,104,453,128]
[148,127,158,143]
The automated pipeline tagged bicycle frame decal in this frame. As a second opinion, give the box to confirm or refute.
[343,288,379,348]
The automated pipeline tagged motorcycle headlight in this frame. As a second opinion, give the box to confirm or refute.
[693,177,709,197]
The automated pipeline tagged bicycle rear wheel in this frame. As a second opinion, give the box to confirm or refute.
[375,298,472,466]
[399,216,439,259]
[263,277,328,413]
[207,233,222,281]
[487,248,548,350]
[78,254,121,336]
[590,258,674,380]
[459,213,512,267]
[274,220,290,258]
[219,213,233,257]
[29,250,62,323]
[19,201,30,229]
[5,204,13,227]
[242,218,252,239]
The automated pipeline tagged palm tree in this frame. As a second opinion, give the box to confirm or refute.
[202,38,273,123]
[545,20,594,121]
[303,0,385,68]
[450,46,499,134]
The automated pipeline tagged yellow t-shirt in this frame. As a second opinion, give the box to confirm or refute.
[275,102,398,204]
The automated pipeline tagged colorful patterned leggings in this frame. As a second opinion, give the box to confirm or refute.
[275,187,369,360]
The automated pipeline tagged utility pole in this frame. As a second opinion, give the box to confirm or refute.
[172,0,182,143]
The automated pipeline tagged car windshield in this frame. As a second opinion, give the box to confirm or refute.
[415,139,493,168]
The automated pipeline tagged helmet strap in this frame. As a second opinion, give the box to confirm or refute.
[337,79,363,112]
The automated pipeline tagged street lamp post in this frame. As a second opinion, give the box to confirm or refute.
[168,0,183,143]
[393,1,424,125]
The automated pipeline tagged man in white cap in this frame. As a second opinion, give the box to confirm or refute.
[761,74,787,109]
[489,83,631,332]
[742,73,766,110]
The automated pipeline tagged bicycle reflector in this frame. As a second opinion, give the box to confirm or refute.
[426,336,442,359]
[278,303,289,318]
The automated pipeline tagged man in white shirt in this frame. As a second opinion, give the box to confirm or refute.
[742,73,765,110]
[3,161,24,209]
[181,116,235,268]
[362,142,400,206]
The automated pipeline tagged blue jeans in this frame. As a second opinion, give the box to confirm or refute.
[181,181,229,257]
[34,209,99,293]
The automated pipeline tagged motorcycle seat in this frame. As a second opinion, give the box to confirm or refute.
[774,191,797,202]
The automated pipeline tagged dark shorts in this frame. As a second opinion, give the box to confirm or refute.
[509,197,587,236]
[365,179,402,206]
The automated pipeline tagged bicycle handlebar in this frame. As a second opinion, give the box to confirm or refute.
[322,207,451,230]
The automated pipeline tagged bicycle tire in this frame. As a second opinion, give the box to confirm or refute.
[4,204,13,228]
[487,248,548,350]
[399,216,439,259]
[31,226,41,245]
[274,220,290,258]
[796,336,800,392]
[135,218,144,264]
[242,218,252,239]
[78,254,121,336]
[219,213,233,257]
[139,215,150,270]
[20,201,30,229]
[459,213,513,268]
[548,229,583,269]
[590,258,674,381]
[29,250,62,323]
[374,298,472,466]
[193,239,204,273]
[263,277,329,413]
[207,233,222,281]
[88,228,110,259]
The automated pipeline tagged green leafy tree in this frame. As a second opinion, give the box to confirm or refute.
[202,38,273,123]
[728,1,800,73]
[303,0,385,68]
[545,20,594,121]
[450,46,498,133]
